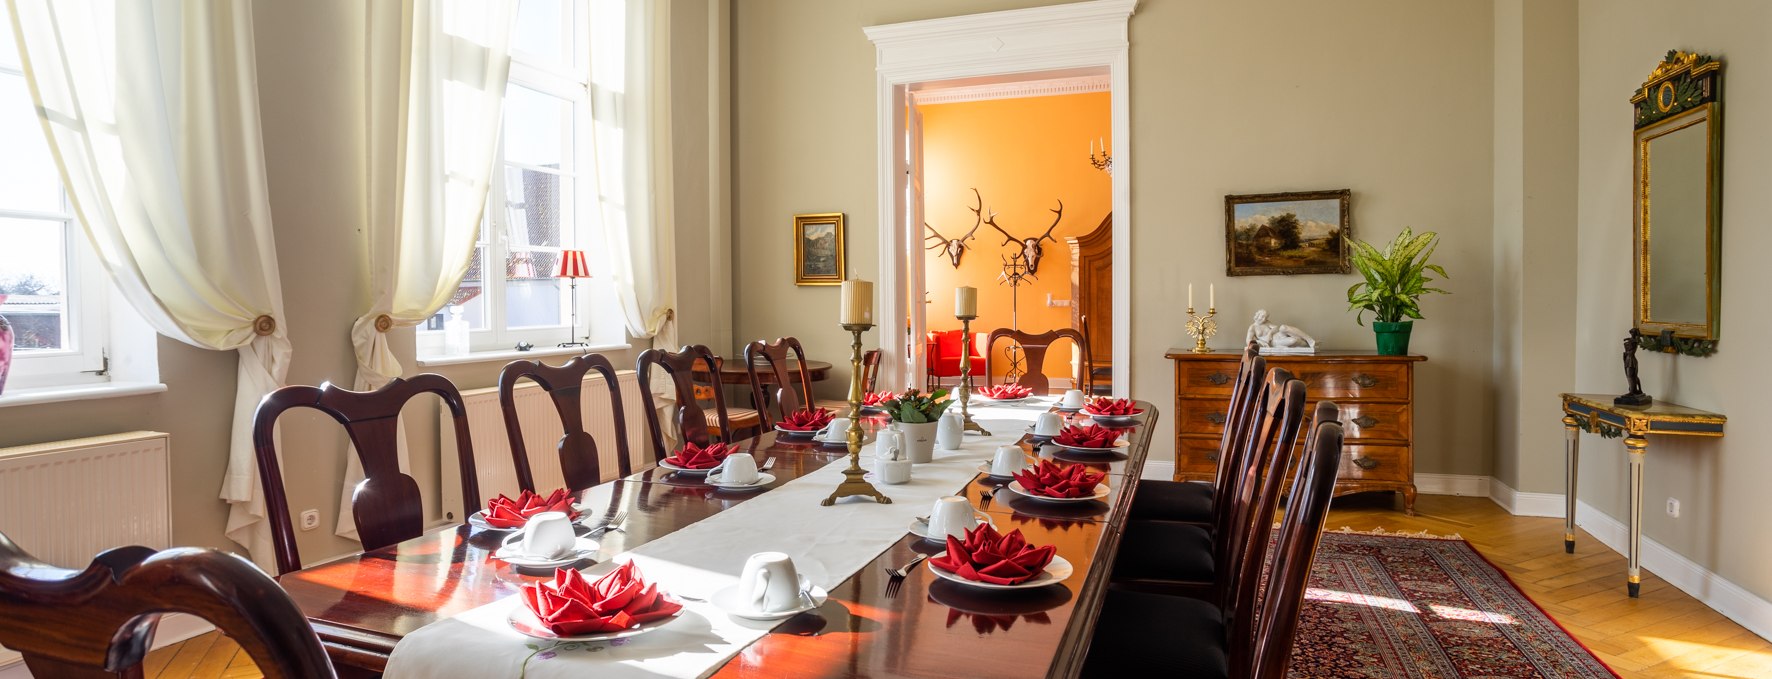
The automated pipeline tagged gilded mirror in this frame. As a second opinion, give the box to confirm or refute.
[1632,51,1723,353]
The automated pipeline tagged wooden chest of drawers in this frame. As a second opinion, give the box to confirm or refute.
[1166,349,1424,514]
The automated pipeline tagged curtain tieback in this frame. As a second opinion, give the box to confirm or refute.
[375,314,394,332]
[253,315,277,336]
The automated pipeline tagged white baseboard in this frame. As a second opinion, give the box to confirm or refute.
[1487,477,1567,518]
[0,613,213,676]
[1415,473,1491,497]
[1574,501,1772,643]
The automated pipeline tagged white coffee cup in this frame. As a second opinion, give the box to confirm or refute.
[714,453,760,485]
[1061,389,1086,409]
[738,552,805,613]
[1032,412,1064,437]
[928,496,976,540]
[816,417,853,443]
[991,445,1026,477]
[518,511,576,559]
[937,411,964,451]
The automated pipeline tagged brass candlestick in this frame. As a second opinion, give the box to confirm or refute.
[953,316,990,435]
[821,323,891,506]
[1186,306,1218,354]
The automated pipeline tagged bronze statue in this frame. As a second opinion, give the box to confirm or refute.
[1615,328,1653,406]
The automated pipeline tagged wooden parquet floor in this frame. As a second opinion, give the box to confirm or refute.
[139,495,1771,679]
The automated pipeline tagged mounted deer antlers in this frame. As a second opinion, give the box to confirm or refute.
[924,189,984,268]
[981,195,1064,275]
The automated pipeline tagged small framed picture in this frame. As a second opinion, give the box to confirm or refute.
[1225,189,1352,276]
[794,212,847,286]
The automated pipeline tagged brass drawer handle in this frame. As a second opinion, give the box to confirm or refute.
[1352,456,1380,470]
[1205,450,1220,463]
[1352,415,1379,428]
[1352,373,1380,388]
[1205,412,1227,425]
[1207,372,1232,386]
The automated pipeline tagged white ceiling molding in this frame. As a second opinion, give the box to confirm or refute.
[910,74,1111,106]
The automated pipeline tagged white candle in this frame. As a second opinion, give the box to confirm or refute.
[1099,136,1106,153]
[955,286,978,318]
[840,280,874,325]
[1210,284,1215,309]
[1089,138,1096,156]
[1188,284,1194,310]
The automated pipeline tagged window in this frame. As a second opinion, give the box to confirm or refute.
[421,0,621,354]
[0,21,108,388]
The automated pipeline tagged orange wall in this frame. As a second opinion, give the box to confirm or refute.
[920,92,1111,381]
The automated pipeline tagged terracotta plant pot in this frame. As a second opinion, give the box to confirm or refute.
[1372,321,1413,356]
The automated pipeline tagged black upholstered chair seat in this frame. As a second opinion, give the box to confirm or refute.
[1127,479,1214,524]
[1111,520,1214,585]
[1082,588,1228,678]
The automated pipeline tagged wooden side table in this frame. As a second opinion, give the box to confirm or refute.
[1560,393,1725,597]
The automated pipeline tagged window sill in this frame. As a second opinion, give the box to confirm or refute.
[415,343,633,368]
[0,381,168,409]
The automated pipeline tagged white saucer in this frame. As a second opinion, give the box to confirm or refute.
[507,600,683,641]
[705,471,776,491]
[1054,405,1086,413]
[658,458,721,475]
[1024,425,1061,440]
[773,424,823,438]
[1085,412,1142,425]
[710,577,828,620]
[1051,438,1132,454]
[495,534,601,568]
[926,553,1074,590]
[1006,480,1110,503]
[976,462,1028,478]
[909,511,995,541]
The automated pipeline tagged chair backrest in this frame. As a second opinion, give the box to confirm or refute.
[1226,398,1332,668]
[253,374,479,575]
[744,337,815,426]
[498,353,633,491]
[984,327,1092,394]
[1209,343,1266,519]
[1213,368,1305,613]
[637,345,730,460]
[0,533,337,679]
[1247,417,1345,679]
[860,349,882,393]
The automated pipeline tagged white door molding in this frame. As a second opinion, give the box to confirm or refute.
[864,0,1136,395]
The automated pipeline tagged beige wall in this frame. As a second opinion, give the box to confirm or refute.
[735,0,1497,475]
[1574,0,1772,600]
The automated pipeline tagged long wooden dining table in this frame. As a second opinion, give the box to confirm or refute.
[278,399,1158,678]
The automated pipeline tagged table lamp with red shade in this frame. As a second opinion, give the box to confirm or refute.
[557,249,591,348]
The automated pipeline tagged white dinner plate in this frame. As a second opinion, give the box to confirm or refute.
[506,600,684,642]
[657,458,724,475]
[494,534,601,569]
[972,394,1031,404]
[926,553,1074,591]
[773,425,822,438]
[705,471,776,491]
[1006,480,1109,503]
[466,510,519,532]
[1085,412,1142,425]
[1050,438,1132,455]
[709,577,828,620]
[909,511,995,541]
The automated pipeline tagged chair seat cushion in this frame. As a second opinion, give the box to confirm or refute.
[1128,479,1214,524]
[1112,520,1214,584]
[707,407,761,427]
[1082,589,1228,679]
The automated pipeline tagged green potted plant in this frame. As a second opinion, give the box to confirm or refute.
[1345,227,1449,355]
[880,389,954,462]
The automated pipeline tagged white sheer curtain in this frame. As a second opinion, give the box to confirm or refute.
[7,0,291,568]
[338,0,517,537]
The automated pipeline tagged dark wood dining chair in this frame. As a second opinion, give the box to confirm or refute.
[254,374,480,575]
[694,356,764,440]
[638,345,738,460]
[499,353,634,491]
[816,349,879,412]
[743,336,816,427]
[983,327,1092,394]
[1127,342,1264,524]
[0,532,337,678]
[1082,417,1346,679]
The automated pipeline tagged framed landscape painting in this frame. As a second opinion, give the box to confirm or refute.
[1225,189,1351,276]
[794,212,846,286]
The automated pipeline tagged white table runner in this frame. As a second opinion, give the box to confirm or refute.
[383,402,1047,679]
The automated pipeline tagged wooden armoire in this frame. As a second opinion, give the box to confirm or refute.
[1067,214,1112,393]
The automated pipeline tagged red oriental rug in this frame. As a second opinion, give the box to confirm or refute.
[1288,531,1618,678]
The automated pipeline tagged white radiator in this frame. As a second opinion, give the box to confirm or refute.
[442,369,651,517]
[0,432,172,567]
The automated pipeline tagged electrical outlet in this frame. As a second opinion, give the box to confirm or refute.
[299,509,321,531]
[1666,498,1680,518]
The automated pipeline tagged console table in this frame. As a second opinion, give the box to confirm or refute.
[1560,393,1725,597]
[1167,349,1424,514]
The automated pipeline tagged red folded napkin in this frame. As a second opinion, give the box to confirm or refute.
[779,407,834,431]
[1053,423,1124,449]
[1012,460,1105,499]
[1084,397,1143,417]
[929,524,1057,585]
[520,562,683,636]
[663,441,739,469]
[484,488,579,528]
[862,391,898,406]
[978,384,1033,400]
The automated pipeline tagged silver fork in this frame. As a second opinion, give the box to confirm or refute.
[979,487,998,509]
[761,457,777,471]
[588,506,628,535]
[883,553,930,598]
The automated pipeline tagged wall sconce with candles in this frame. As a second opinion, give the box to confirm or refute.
[1088,136,1113,174]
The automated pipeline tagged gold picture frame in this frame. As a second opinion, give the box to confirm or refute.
[794,212,847,286]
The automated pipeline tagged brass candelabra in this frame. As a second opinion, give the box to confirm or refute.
[821,323,891,506]
[953,316,990,436]
[1186,306,1218,354]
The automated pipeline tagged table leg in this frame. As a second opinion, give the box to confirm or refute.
[1625,435,1648,597]
[1563,415,1580,554]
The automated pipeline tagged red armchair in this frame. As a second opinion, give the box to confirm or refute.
[925,330,983,391]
